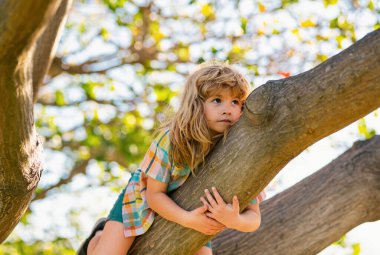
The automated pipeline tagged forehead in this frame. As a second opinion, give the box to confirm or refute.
[207,87,242,98]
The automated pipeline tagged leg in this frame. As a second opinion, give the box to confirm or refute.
[194,246,213,255]
[88,220,135,255]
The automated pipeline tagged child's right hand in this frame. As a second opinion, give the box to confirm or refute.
[184,204,225,235]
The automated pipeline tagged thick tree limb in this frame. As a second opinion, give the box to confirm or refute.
[129,29,380,254]
[0,0,67,243]
[213,136,380,254]
[0,1,62,59]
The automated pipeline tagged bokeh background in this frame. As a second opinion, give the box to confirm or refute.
[1,0,379,254]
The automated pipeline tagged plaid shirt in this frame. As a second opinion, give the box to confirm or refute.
[121,129,266,237]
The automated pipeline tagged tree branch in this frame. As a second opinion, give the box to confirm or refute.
[32,159,90,201]
[0,1,62,59]
[32,0,73,102]
[213,136,380,254]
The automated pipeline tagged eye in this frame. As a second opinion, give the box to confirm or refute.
[232,100,241,105]
[212,98,221,103]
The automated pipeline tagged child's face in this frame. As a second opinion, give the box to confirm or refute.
[203,88,243,135]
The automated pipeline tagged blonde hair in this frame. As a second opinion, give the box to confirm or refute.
[160,61,250,173]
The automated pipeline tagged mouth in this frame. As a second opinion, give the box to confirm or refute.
[218,120,232,123]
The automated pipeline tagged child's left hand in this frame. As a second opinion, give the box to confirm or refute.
[200,187,241,230]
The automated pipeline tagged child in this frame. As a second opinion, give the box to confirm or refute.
[78,61,266,255]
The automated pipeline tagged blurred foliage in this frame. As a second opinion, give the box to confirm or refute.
[0,238,75,255]
[2,0,379,253]
[332,235,361,255]
[358,118,376,139]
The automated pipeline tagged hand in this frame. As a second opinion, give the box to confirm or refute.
[184,204,225,235]
[201,187,241,230]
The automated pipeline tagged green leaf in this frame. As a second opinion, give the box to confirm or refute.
[329,17,339,29]
[316,54,328,62]
[316,35,329,41]
[149,21,165,43]
[368,0,374,10]
[358,118,376,139]
[335,34,345,48]
[79,22,86,34]
[241,18,248,33]
[81,81,99,99]
[103,0,126,12]
[55,90,65,106]
[100,27,110,41]
[352,243,360,255]
[323,0,338,8]
[201,3,215,19]
[333,235,346,247]
[300,18,315,28]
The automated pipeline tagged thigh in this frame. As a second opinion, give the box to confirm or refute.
[92,220,135,255]
[194,246,213,255]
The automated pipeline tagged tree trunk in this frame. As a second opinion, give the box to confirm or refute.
[129,29,380,254]
[0,0,69,243]
[212,136,380,254]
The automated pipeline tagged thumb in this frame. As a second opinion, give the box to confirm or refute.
[195,204,208,213]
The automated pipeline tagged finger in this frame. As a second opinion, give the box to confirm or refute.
[205,189,218,207]
[213,226,224,233]
[211,187,226,206]
[206,216,223,226]
[213,222,225,230]
[195,204,208,213]
[201,230,210,235]
[209,230,221,235]
[200,197,213,211]
[209,222,224,230]
[200,198,209,210]
[202,230,214,235]
[205,216,221,226]
[205,212,216,219]
[232,195,240,213]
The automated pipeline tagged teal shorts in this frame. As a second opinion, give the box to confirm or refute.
[107,188,212,249]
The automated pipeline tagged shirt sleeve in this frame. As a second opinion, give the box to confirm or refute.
[249,190,266,205]
[139,129,172,184]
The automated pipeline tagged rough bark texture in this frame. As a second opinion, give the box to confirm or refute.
[0,0,68,243]
[32,0,73,102]
[212,136,380,254]
[129,29,380,254]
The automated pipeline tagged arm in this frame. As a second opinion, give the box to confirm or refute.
[145,176,189,227]
[201,187,261,232]
[146,176,225,235]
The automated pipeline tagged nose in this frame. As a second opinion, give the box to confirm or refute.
[222,105,232,115]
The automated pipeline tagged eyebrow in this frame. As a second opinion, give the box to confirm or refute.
[210,94,240,98]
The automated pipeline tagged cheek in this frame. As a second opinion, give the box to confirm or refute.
[203,105,212,120]
[233,109,243,120]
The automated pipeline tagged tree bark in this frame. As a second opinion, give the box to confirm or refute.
[212,135,380,254]
[129,29,380,254]
[32,0,73,102]
[0,0,67,243]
